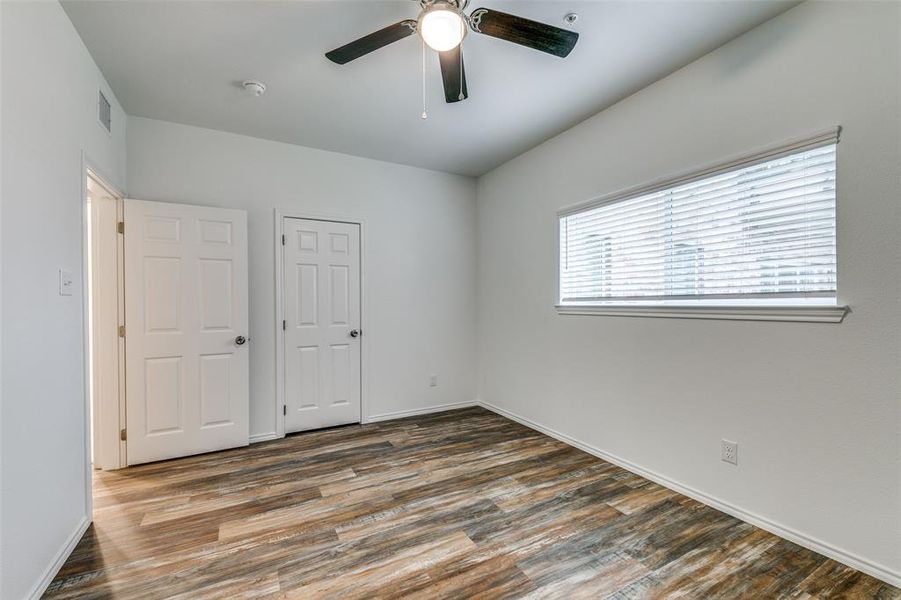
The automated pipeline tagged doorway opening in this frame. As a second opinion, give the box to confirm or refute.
[85,168,126,470]
[85,189,253,470]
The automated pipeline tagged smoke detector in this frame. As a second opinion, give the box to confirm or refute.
[242,80,266,97]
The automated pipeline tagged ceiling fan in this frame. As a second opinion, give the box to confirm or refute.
[325,0,579,104]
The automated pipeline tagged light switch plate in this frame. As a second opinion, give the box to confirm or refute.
[59,269,74,296]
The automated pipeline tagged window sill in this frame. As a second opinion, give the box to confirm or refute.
[555,304,849,323]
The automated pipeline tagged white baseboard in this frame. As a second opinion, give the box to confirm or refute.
[364,401,476,424]
[252,402,479,440]
[249,432,281,444]
[477,399,900,588]
[28,515,91,600]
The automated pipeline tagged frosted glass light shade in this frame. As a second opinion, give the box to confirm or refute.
[420,8,465,52]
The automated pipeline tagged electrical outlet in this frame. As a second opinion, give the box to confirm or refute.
[721,439,738,465]
[429,375,438,387]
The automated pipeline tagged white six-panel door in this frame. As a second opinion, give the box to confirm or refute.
[283,217,361,433]
[124,199,249,465]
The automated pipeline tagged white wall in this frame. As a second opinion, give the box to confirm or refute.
[0,0,5,588]
[1,2,128,598]
[477,0,900,584]
[126,117,477,439]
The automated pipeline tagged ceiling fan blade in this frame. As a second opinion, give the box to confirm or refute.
[438,46,468,103]
[326,20,417,65]
[468,8,578,58]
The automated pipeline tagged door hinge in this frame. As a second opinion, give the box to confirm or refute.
[118,325,126,337]
[283,405,287,416]
[282,320,286,331]
[117,221,124,234]
[281,234,285,245]
[120,428,127,441]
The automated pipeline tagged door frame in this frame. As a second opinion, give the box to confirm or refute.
[273,209,368,440]
[80,153,126,518]
[86,170,127,471]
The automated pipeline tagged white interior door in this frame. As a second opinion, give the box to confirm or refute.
[283,217,361,433]
[124,199,249,465]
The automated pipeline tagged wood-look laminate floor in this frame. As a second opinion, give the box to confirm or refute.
[47,407,898,599]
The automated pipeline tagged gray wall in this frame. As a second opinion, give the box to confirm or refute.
[1,2,128,598]
[127,117,478,439]
[476,1,900,582]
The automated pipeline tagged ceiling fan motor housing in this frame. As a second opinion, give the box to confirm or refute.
[420,0,469,11]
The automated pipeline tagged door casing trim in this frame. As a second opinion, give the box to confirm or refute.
[80,153,126,523]
[274,209,367,439]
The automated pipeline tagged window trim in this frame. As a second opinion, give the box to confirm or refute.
[555,127,849,323]
[555,304,848,323]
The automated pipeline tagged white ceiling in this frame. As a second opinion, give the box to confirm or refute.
[63,1,796,176]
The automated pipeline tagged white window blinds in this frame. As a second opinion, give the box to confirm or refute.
[559,134,838,305]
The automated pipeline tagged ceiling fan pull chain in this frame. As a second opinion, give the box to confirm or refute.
[421,37,428,120]
[458,44,465,101]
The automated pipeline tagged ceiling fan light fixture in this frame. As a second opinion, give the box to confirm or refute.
[419,4,466,52]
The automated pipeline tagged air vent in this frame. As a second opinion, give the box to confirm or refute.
[98,90,111,133]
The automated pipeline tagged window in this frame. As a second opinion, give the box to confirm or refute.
[558,131,839,312]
